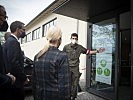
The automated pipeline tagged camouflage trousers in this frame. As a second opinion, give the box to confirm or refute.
[70,66,81,99]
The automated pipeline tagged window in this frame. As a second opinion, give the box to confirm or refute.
[42,18,57,37]
[32,27,41,40]
[88,19,116,99]
[26,32,32,42]
[21,36,27,44]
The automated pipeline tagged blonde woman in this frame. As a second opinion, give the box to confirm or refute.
[32,26,71,100]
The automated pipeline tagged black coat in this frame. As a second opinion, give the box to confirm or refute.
[3,35,27,89]
[0,42,12,100]
[0,42,12,87]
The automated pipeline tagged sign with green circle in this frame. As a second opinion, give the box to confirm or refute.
[97,67,103,75]
[104,68,110,76]
[100,59,107,67]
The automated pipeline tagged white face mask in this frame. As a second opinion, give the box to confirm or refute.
[71,39,77,44]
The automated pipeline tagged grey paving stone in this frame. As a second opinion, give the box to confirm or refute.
[76,92,105,100]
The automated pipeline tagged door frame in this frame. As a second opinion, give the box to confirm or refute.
[86,18,119,100]
[131,0,133,99]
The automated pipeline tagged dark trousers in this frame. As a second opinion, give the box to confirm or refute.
[0,88,12,100]
[70,66,80,98]
[11,88,25,100]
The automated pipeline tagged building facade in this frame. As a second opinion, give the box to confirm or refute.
[21,0,133,100]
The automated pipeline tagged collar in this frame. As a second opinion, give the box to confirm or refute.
[70,43,78,48]
[70,42,78,46]
[49,46,58,50]
[11,34,19,42]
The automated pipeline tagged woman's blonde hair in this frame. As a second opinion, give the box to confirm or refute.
[36,26,62,59]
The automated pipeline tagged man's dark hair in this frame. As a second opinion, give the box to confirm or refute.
[0,5,5,11]
[0,5,4,10]
[0,5,6,17]
[71,33,78,38]
[10,21,24,33]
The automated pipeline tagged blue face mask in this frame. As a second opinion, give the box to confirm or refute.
[20,32,26,38]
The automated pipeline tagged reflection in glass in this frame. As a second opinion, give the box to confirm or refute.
[90,20,116,96]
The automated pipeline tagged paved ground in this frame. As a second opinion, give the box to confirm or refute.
[76,92,105,100]
[25,90,33,100]
[24,91,105,100]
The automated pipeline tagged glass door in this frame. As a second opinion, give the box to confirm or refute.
[87,18,118,100]
[118,11,131,100]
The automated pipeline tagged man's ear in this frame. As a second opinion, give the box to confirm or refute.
[16,28,20,32]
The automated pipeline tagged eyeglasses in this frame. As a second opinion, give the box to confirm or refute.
[71,37,78,40]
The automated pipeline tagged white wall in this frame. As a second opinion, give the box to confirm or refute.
[21,37,47,60]
[56,14,78,50]
[78,20,88,80]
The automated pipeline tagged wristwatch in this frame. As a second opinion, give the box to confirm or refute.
[97,50,99,53]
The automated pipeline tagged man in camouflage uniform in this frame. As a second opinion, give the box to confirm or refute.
[63,33,105,100]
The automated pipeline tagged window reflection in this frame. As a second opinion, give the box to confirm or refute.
[90,20,116,95]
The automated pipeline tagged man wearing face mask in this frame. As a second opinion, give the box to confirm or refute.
[63,33,105,100]
[2,31,26,73]
[3,21,28,100]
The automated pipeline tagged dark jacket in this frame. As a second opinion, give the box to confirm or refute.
[0,42,12,100]
[0,42,12,88]
[33,46,71,100]
[3,35,27,89]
